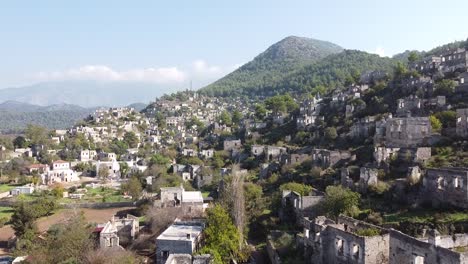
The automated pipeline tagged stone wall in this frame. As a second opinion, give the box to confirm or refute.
[389,229,468,264]
[385,117,431,147]
[422,168,468,209]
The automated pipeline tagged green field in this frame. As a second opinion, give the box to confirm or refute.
[0,206,14,221]
[0,184,14,193]
[384,209,468,224]
[59,187,131,204]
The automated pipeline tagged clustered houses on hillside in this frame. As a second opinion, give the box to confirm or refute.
[2,44,468,263]
[262,46,468,263]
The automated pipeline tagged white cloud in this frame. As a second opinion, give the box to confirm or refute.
[34,65,187,84]
[32,60,245,88]
[192,59,222,76]
[372,46,386,57]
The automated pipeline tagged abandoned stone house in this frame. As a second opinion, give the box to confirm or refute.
[98,214,139,249]
[401,76,434,95]
[422,167,468,209]
[410,56,442,75]
[457,108,468,138]
[156,220,205,264]
[193,174,213,189]
[288,153,312,165]
[389,229,468,264]
[373,147,431,165]
[160,186,204,216]
[296,114,323,129]
[455,72,468,93]
[360,70,388,85]
[441,48,468,73]
[310,149,353,168]
[349,116,376,139]
[300,215,468,264]
[199,149,214,159]
[223,139,241,151]
[181,148,198,157]
[280,190,324,225]
[385,117,431,147]
[340,167,380,193]
[396,95,446,117]
[302,215,390,264]
[251,145,287,162]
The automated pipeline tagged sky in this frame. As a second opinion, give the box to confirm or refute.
[1,0,468,89]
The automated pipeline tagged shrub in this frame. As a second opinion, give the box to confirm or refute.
[355,228,381,237]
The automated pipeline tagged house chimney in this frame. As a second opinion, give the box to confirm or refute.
[186,233,191,240]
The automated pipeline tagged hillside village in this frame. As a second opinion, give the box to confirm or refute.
[0,40,468,264]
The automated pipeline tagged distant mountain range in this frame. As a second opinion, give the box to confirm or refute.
[0,81,183,108]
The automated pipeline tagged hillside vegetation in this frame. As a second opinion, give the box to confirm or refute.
[201,36,344,96]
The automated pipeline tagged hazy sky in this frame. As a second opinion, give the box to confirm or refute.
[1,0,467,89]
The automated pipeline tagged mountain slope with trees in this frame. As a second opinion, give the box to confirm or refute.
[200,36,398,97]
[201,36,344,96]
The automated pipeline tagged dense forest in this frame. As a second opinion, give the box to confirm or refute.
[0,110,91,133]
[201,50,396,97]
[200,36,343,97]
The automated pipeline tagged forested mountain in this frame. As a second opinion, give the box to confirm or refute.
[275,50,395,94]
[201,36,344,96]
[201,36,468,97]
[0,101,93,133]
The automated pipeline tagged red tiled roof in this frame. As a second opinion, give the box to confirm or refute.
[53,160,69,164]
[28,164,47,168]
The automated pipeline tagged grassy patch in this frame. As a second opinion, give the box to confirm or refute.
[384,209,468,224]
[201,191,210,198]
[0,206,14,221]
[59,187,129,204]
[0,184,14,193]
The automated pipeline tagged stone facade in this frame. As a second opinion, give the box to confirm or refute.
[373,147,431,164]
[281,190,324,225]
[160,186,204,216]
[305,216,390,264]
[98,214,139,249]
[401,76,434,95]
[457,108,468,138]
[359,167,379,192]
[389,229,468,264]
[301,215,468,264]
[422,167,468,209]
[349,116,376,139]
[410,56,442,75]
[385,117,431,147]
[441,48,468,73]
[311,149,353,168]
[223,139,241,151]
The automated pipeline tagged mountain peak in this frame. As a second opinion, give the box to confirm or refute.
[200,36,344,95]
[260,36,343,62]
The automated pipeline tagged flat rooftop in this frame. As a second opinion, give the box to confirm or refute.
[183,191,204,203]
[157,223,203,242]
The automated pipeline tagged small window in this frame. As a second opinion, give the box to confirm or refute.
[414,255,425,264]
[437,177,444,190]
[454,177,459,188]
[352,244,360,259]
[336,238,344,256]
